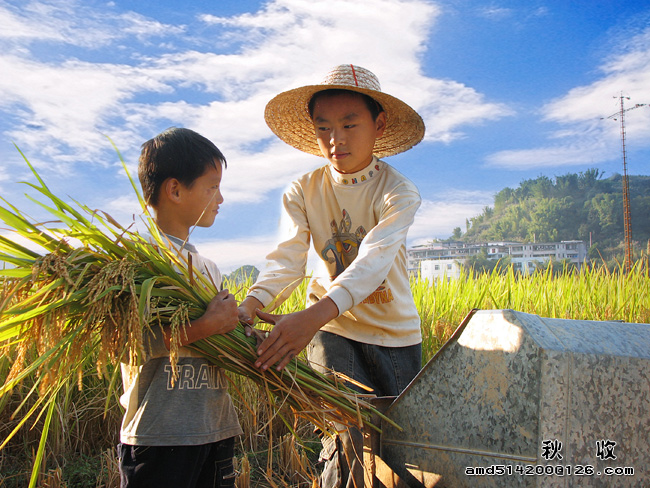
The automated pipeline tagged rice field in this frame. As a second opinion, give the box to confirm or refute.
[1,260,649,487]
[414,260,650,362]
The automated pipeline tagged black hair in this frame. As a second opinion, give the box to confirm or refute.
[138,127,226,207]
[308,89,385,121]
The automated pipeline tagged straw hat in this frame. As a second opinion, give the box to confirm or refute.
[264,64,425,158]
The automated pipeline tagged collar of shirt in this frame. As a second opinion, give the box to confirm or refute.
[163,233,198,254]
[327,156,384,187]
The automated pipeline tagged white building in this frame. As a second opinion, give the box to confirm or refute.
[419,258,463,280]
[408,240,588,281]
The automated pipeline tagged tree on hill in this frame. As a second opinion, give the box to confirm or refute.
[224,265,259,285]
[457,169,650,263]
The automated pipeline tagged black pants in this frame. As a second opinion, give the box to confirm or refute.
[118,437,236,488]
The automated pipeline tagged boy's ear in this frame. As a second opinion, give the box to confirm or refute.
[163,178,183,203]
[375,112,387,138]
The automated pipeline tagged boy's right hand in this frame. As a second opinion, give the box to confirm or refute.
[164,289,238,349]
[200,289,239,335]
[237,296,264,325]
[237,296,268,346]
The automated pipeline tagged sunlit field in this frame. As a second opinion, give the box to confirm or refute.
[1,261,649,487]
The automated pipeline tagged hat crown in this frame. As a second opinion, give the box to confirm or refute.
[320,64,382,92]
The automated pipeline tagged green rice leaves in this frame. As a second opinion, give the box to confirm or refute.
[0,149,387,484]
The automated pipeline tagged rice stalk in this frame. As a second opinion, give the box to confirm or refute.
[0,148,392,486]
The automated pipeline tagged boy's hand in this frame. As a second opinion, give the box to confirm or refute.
[253,297,338,371]
[164,289,238,350]
[245,325,269,348]
[201,289,239,335]
[253,310,318,371]
[238,296,264,325]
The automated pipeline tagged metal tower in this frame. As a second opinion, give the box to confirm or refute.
[603,95,647,274]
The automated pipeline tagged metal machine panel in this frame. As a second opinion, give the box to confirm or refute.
[379,309,650,487]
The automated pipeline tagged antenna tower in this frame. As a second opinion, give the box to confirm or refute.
[603,95,647,274]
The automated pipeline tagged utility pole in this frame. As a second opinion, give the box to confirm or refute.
[603,95,647,274]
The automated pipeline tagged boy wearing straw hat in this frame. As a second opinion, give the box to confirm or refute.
[238,65,424,487]
[118,128,242,488]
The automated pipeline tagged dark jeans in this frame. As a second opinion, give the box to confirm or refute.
[307,331,422,488]
[118,437,236,488]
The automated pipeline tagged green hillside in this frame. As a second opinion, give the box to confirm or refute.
[454,169,650,263]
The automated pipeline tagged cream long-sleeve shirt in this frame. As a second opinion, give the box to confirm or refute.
[248,157,422,347]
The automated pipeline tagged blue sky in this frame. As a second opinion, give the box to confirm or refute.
[1,0,650,273]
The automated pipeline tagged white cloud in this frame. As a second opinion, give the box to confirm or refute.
[416,77,513,143]
[486,144,605,170]
[479,6,512,20]
[475,4,548,23]
[486,24,650,170]
[218,142,324,204]
[0,54,173,173]
[194,234,278,274]
[0,0,183,46]
[101,193,145,221]
[0,3,64,42]
[0,0,512,202]
[410,190,494,242]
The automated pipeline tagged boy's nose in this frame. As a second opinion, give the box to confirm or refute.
[330,129,344,146]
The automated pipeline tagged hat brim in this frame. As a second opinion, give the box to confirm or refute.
[264,84,425,159]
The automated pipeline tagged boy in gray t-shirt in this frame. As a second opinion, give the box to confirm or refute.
[118,127,242,488]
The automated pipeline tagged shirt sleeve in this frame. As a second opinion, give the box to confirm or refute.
[246,181,311,309]
[325,182,421,314]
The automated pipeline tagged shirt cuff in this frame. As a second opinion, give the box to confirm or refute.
[246,288,275,309]
[325,286,353,317]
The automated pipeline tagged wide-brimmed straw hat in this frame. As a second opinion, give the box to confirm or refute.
[264,64,425,158]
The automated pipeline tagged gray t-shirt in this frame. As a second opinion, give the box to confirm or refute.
[119,235,242,446]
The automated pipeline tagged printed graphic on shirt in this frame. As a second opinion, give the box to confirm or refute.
[321,209,366,278]
[362,282,394,305]
[164,364,229,390]
[319,209,395,306]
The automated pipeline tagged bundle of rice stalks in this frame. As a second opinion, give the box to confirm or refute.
[0,149,394,486]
